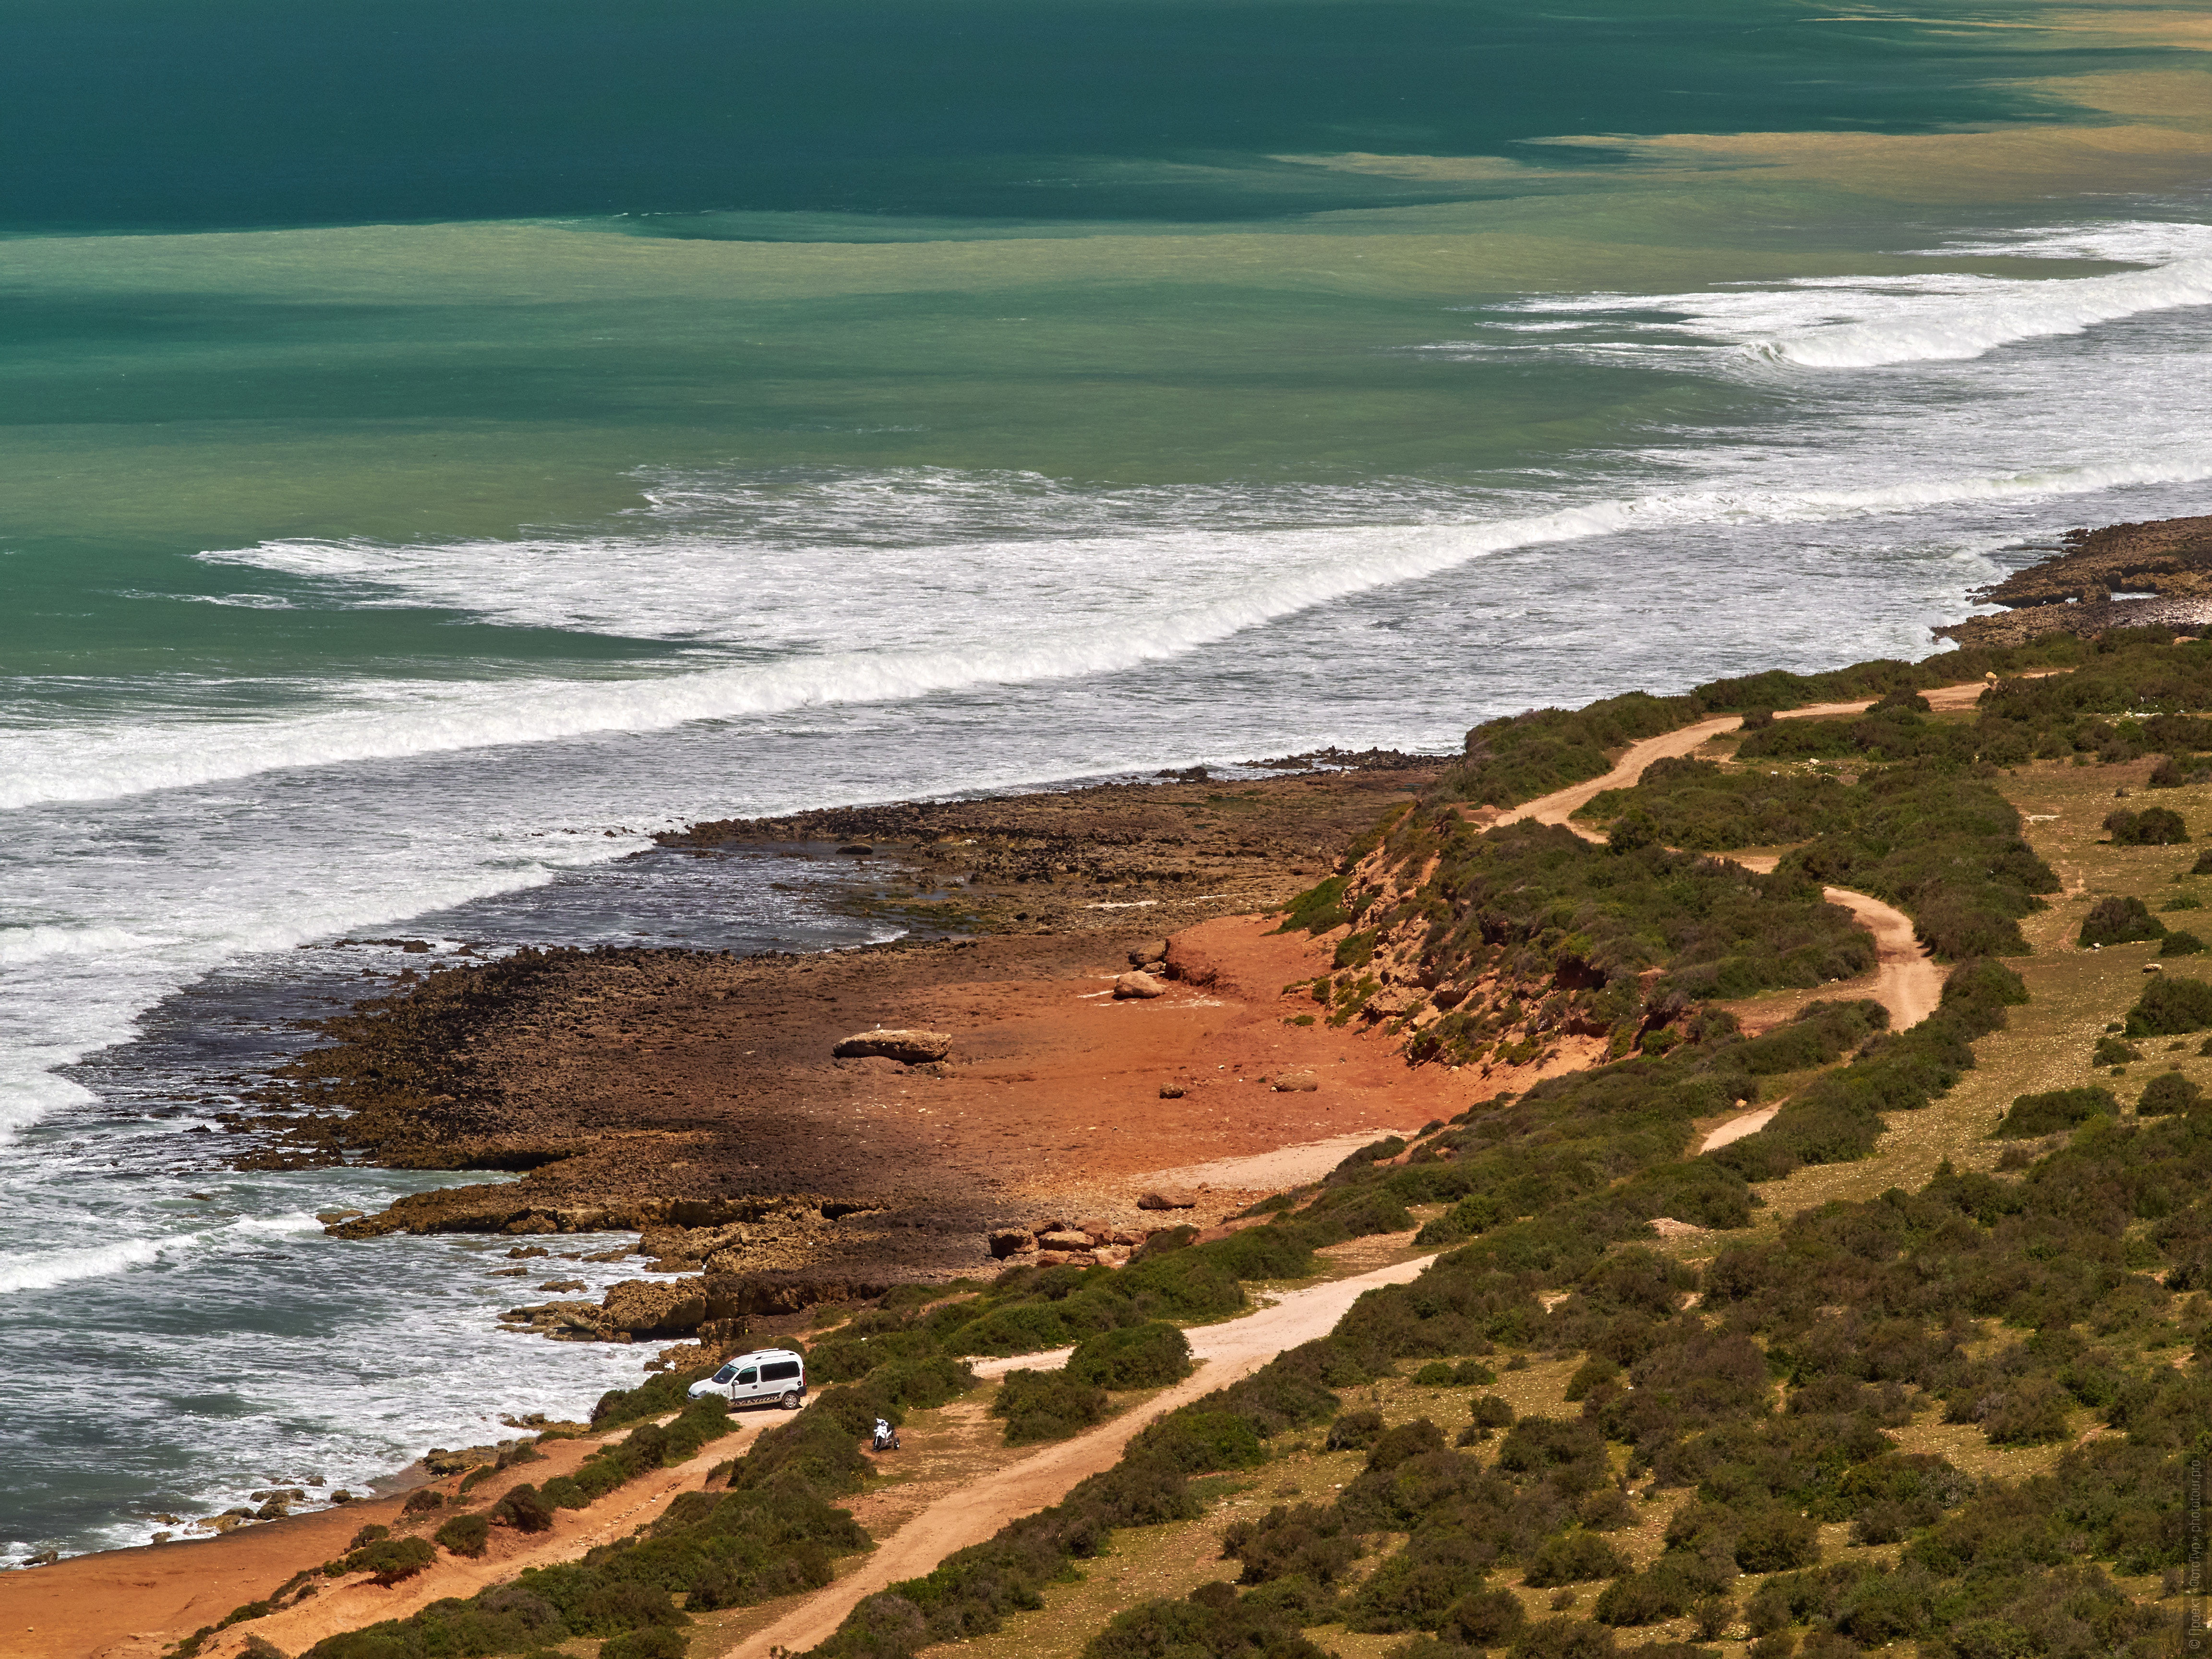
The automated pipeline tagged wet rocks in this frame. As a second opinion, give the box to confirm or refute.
[832,1028,952,1063]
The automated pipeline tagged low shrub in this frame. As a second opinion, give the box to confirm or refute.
[491,1483,554,1534]
[1996,1087,2116,1138]
[434,1512,490,1557]
[2092,1034,2142,1066]
[2105,806,2188,845]
[602,1631,689,1659]
[1732,1509,1819,1573]
[2126,974,2212,1035]
[1082,1582,1331,1659]
[1221,1503,1362,1587]
[342,1536,436,1587]
[992,1369,1113,1445]
[2162,931,2207,956]
[2140,1072,2205,1116]
[1067,1322,1194,1389]
[2080,896,2165,947]
[1525,1533,1630,1587]
[1324,1409,1384,1452]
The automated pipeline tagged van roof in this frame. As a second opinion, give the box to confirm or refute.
[727,1347,803,1364]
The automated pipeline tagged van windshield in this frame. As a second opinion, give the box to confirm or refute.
[712,1365,737,1384]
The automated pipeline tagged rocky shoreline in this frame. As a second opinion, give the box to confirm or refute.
[203,757,1451,1363]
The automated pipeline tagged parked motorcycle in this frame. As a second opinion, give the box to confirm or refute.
[872,1418,901,1452]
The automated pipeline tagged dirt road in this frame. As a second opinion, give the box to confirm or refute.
[721,1252,1435,1659]
[1482,691,1964,1153]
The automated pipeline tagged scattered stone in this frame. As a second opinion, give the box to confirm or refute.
[314,1208,365,1224]
[987,1228,1036,1260]
[1138,1187,1197,1211]
[423,1446,496,1478]
[1128,939,1169,967]
[330,1490,353,1503]
[832,1028,952,1063]
[537,1278,589,1292]
[506,1245,550,1258]
[1159,1083,1185,1098]
[1273,1070,1318,1093]
[1037,1228,1095,1251]
[1113,972,1166,999]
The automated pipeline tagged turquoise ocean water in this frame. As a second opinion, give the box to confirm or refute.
[3,0,2209,1562]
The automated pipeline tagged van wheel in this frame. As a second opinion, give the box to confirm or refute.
[780,1389,800,1409]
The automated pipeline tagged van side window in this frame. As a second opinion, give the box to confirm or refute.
[761,1360,801,1382]
[735,1370,758,1386]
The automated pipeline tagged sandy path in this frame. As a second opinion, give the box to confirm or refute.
[721,1253,1434,1659]
[1131,1127,1423,1194]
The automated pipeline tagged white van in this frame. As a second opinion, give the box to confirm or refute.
[689,1347,807,1410]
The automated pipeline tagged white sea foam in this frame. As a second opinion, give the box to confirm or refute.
[0,449,2162,810]
[0,1234,176,1295]
[1471,217,2212,370]
[0,924,164,966]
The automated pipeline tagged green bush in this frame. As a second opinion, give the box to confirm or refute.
[2080,895,2164,947]
[1082,1582,1331,1659]
[2105,806,2188,845]
[992,1369,1113,1445]
[1067,1322,1194,1389]
[1221,1503,1362,1587]
[434,1512,489,1557]
[2139,1072,2205,1116]
[1996,1087,2116,1138]
[1732,1510,1818,1573]
[491,1483,554,1534]
[1324,1409,1384,1451]
[2126,974,2212,1035]
[1525,1533,1630,1587]
[601,1630,689,1659]
[2092,1034,2141,1066]
[341,1536,437,1587]
[1446,1587,1528,1647]
[2162,931,2207,956]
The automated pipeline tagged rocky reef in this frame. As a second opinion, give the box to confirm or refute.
[1939,512,2212,647]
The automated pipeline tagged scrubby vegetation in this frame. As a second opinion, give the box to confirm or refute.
[2081,896,2165,948]
[1437,637,2090,809]
[1067,1321,1195,1388]
[2105,806,2189,846]
[993,1368,1115,1444]
[1576,740,2056,962]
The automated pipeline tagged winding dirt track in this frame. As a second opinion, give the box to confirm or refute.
[722,1253,1433,1659]
[1483,693,1968,1151]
